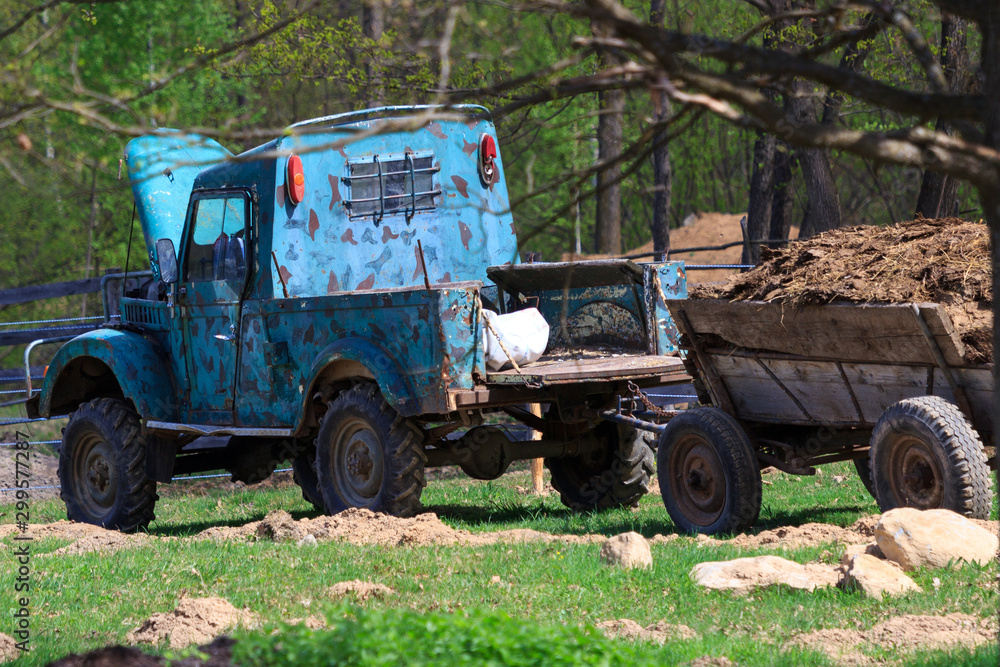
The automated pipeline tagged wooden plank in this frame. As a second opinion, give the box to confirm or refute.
[0,277,103,307]
[667,300,968,366]
[486,353,687,384]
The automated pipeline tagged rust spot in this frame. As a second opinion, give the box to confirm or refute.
[411,325,420,343]
[327,271,339,293]
[382,226,399,242]
[427,122,447,140]
[465,118,479,130]
[451,175,469,198]
[328,174,342,210]
[462,139,477,156]
[450,344,465,359]
[308,209,320,241]
[276,184,285,208]
[412,246,425,280]
[304,323,315,343]
[458,221,472,250]
[437,272,452,284]
[441,305,457,322]
[338,145,348,158]
[356,273,376,290]
[509,222,517,235]
[279,265,292,285]
[342,228,358,245]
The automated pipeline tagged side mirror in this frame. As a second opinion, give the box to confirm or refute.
[156,238,178,284]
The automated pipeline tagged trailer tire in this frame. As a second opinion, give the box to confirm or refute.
[314,383,426,517]
[869,396,991,519]
[546,421,654,512]
[852,457,876,499]
[59,398,157,532]
[657,408,761,535]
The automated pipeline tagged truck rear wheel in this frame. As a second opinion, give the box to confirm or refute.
[869,396,991,519]
[314,383,426,517]
[853,457,876,499]
[58,398,157,532]
[657,408,761,535]
[545,421,654,511]
[291,442,323,511]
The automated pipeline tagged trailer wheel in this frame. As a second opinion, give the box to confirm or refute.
[58,398,157,532]
[869,396,991,519]
[546,421,654,511]
[314,383,426,517]
[657,408,761,535]
[852,457,876,499]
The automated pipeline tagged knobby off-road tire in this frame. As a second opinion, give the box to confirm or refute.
[58,398,157,532]
[314,383,426,517]
[869,396,992,519]
[657,407,761,535]
[545,421,655,511]
[291,442,324,511]
[852,457,876,499]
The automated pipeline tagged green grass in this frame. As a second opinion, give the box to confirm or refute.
[1,460,997,666]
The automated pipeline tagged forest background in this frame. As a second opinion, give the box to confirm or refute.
[0,0,983,369]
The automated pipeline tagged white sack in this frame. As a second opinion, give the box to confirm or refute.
[481,308,550,371]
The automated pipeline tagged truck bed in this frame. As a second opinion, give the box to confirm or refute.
[485,349,687,385]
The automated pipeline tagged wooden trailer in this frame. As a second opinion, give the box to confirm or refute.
[653,298,995,535]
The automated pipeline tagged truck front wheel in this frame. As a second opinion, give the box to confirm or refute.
[314,383,426,517]
[58,398,158,532]
[545,421,654,511]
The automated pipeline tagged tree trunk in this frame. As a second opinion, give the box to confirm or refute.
[915,12,968,219]
[743,131,775,264]
[790,82,841,238]
[595,100,624,255]
[769,145,793,245]
[363,0,385,107]
[649,0,671,259]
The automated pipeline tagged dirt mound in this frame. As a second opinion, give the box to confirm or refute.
[696,522,870,550]
[0,443,60,500]
[790,613,997,664]
[0,632,18,663]
[45,645,162,667]
[0,520,113,541]
[693,217,992,362]
[327,580,395,602]
[49,532,149,556]
[596,618,699,643]
[127,597,257,649]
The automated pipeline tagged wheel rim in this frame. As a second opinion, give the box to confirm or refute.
[72,431,117,520]
[331,416,385,507]
[887,435,944,509]
[669,434,726,526]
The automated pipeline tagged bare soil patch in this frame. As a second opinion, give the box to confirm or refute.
[0,632,18,663]
[693,217,992,362]
[49,532,150,556]
[696,522,870,550]
[790,613,998,665]
[597,618,699,643]
[127,597,257,649]
[0,440,60,500]
[327,580,395,602]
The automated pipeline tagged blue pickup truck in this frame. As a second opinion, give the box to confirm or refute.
[28,105,689,531]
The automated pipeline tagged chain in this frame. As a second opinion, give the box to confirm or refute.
[627,380,675,418]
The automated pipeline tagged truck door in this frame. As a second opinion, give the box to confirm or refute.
[178,192,249,423]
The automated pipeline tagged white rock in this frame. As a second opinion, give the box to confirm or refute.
[600,532,653,569]
[875,508,999,571]
[843,554,921,597]
[690,555,841,593]
[297,533,317,547]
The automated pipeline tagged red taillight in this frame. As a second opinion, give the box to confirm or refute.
[479,134,497,185]
[287,155,305,205]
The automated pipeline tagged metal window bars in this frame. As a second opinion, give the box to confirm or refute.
[343,153,441,224]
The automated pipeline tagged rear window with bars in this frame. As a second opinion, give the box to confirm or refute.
[344,152,440,220]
